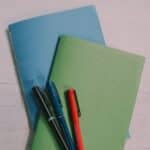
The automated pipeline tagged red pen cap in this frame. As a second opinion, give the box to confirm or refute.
[66,88,81,117]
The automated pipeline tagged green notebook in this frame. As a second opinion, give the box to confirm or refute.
[31,36,145,150]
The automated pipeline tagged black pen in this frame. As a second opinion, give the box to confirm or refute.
[32,86,69,150]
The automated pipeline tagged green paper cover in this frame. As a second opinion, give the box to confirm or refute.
[31,36,145,150]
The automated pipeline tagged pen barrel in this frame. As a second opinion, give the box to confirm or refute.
[73,121,84,150]
[66,90,84,150]
[50,119,69,150]
[58,116,75,150]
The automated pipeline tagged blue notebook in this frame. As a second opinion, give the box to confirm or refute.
[8,5,105,129]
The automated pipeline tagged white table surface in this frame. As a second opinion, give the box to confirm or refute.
[0,0,150,149]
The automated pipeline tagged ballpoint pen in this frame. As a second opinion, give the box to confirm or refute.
[66,88,84,150]
[32,86,69,150]
[47,81,75,150]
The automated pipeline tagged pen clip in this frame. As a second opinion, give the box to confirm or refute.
[73,90,81,117]
[42,90,55,116]
[32,86,52,117]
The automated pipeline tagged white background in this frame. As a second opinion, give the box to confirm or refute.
[0,0,150,149]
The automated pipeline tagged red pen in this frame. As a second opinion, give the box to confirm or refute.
[66,88,84,150]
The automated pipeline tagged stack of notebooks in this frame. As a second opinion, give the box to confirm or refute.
[8,6,145,150]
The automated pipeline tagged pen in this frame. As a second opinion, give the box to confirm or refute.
[66,88,84,150]
[32,86,69,150]
[47,81,75,150]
